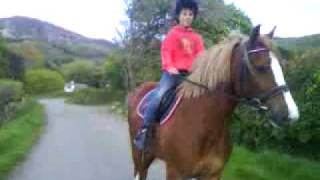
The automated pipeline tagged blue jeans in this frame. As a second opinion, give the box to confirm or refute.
[143,72,181,128]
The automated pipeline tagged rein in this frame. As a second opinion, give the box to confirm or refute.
[181,76,271,111]
[180,42,289,111]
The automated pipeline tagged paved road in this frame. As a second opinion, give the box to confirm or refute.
[9,99,165,180]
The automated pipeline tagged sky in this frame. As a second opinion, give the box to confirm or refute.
[224,0,320,38]
[0,0,319,41]
[0,0,127,41]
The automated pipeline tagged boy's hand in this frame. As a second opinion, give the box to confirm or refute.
[168,67,179,75]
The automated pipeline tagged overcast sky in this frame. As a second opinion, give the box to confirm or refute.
[224,0,320,38]
[0,0,127,41]
[0,0,318,40]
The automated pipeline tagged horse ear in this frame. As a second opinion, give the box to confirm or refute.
[249,24,261,44]
[268,26,277,39]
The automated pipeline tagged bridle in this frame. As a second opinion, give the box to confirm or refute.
[181,40,289,111]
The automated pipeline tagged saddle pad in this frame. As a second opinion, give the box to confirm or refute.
[136,88,182,126]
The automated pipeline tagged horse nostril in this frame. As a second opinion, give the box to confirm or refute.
[271,112,290,127]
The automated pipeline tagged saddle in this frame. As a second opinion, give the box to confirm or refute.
[137,87,182,126]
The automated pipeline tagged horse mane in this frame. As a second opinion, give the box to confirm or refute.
[178,32,248,98]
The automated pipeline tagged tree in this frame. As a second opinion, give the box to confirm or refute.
[24,69,64,94]
[62,61,105,88]
[112,0,252,90]
[0,37,25,80]
[104,53,127,91]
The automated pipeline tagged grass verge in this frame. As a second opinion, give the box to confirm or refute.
[0,100,45,179]
[223,146,320,180]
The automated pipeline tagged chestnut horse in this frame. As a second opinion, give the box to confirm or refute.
[127,25,299,180]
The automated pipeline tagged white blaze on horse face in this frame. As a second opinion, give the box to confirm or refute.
[270,52,299,121]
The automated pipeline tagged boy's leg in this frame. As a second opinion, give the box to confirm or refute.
[134,72,179,150]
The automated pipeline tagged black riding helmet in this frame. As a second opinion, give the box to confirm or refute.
[175,0,199,21]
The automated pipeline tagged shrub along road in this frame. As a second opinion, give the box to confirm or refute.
[8,99,165,180]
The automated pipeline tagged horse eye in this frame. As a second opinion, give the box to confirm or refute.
[256,65,271,73]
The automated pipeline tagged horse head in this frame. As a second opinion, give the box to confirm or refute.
[236,25,299,127]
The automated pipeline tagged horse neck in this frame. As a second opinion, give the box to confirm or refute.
[204,42,243,118]
[178,84,238,136]
[188,44,242,135]
[197,40,243,116]
[175,88,237,152]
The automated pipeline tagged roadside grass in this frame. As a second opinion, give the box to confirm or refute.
[223,146,320,180]
[31,90,66,99]
[0,100,45,180]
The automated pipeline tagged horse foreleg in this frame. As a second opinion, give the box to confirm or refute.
[133,149,155,180]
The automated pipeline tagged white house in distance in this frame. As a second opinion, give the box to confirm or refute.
[64,81,88,93]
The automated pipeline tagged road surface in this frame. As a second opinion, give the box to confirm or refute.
[9,99,165,180]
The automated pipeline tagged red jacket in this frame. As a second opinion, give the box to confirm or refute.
[161,25,205,72]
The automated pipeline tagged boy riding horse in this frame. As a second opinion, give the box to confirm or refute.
[134,0,205,150]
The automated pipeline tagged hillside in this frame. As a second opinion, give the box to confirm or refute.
[0,16,115,64]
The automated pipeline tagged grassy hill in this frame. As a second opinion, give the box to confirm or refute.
[275,34,320,51]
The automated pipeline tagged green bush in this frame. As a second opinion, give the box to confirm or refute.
[66,88,108,105]
[0,38,25,80]
[24,69,64,94]
[104,56,126,91]
[283,53,320,159]
[0,79,24,102]
[0,79,24,124]
[62,61,105,87]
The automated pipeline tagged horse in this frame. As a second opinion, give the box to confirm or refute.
[127,25,299,180]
